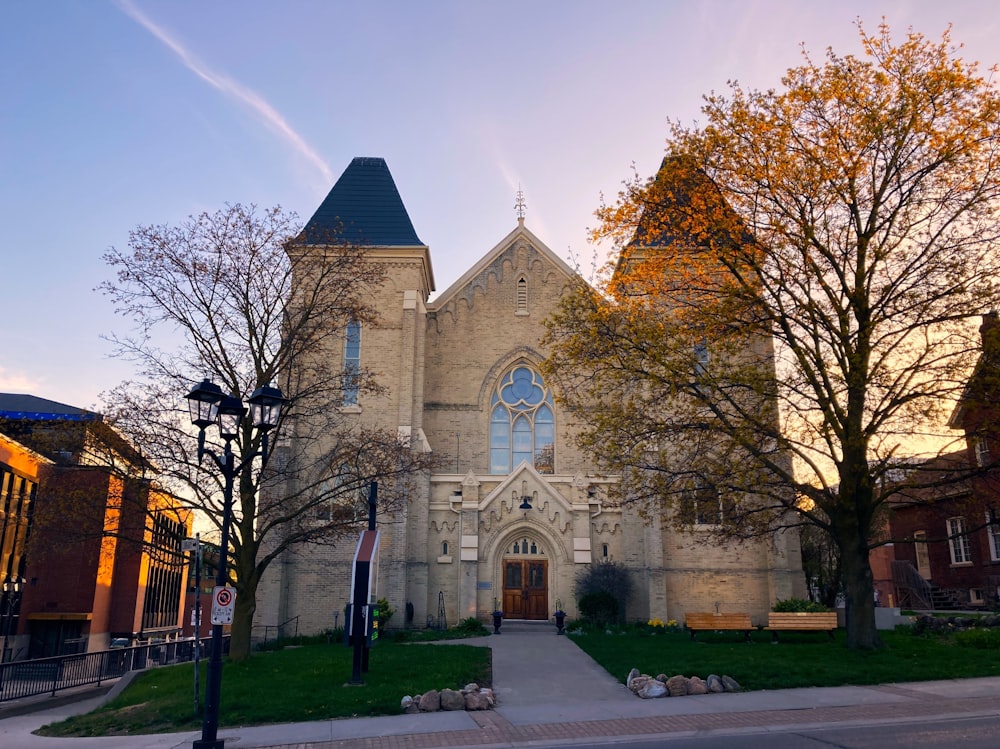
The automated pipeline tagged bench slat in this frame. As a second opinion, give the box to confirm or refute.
[684,612,753,641]
[764,612,837,641]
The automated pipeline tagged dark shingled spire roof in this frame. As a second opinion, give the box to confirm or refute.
[302,157,423,246]
[628,156,751,250]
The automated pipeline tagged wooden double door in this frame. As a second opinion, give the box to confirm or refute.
[502,559,548,619]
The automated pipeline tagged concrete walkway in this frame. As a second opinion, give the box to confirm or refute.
[2,621,1000,748]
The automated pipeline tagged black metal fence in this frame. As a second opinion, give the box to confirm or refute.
[0,636,227,703]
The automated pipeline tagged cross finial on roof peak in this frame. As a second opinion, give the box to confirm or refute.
[514,185,526,225]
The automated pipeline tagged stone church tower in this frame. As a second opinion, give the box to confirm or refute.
[257,157,805,635]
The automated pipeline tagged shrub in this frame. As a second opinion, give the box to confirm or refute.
[578,591,620,628]
[772,597,830,613]
[377,598,395,628]
[575,561,631,625]
[454,617,488,635]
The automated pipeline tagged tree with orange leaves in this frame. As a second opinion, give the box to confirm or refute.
[543,23,1000,649]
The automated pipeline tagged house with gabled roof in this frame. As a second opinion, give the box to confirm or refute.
[889,313,1000,609]
[258,157,805,633]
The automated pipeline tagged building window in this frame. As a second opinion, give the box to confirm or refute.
[343,320,361,406]
[509,537,542,555]
[442,541,448,555]
[948,517,972,564]
[914,530,931,578]
[142,513,185,632]
[693,341,710,376]
[489,365,555,474]
[602,543,609,558]
[986,509,1000,562]
[516,277,528,314]
[975,437,991,468]
[682,478,725,526]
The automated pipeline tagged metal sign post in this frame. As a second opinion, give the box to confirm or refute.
[346,482,379,685]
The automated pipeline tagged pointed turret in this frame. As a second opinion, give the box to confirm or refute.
[302,157,423,246]
[626,155,751,252]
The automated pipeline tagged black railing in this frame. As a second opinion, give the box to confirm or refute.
[255,615,300,646]
[0,636,227,703]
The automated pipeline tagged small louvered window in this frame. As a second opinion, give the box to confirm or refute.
[516,277,528,313]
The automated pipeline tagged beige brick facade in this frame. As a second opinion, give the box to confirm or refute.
[257,161,805,638]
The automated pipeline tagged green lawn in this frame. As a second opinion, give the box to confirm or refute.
[37,640,492,737]
[36,624,1000,738]
[570,626,1000,690]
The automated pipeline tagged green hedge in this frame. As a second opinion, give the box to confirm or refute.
[772,597,831,613]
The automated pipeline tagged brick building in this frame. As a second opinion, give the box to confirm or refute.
[889,313,1000,609]
[257,157,806,635]
[0,394,190,658]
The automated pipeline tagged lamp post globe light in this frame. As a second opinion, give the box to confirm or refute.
[186,378,284,749]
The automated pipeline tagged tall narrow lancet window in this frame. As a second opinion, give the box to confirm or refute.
[343,320,361,406]
[516,276,528,314]
[489,365,555,474]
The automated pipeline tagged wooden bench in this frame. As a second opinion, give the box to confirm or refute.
[764,611,837,642]
[684,612,754,641]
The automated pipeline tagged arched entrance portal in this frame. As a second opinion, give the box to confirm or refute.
[501,535,548,619]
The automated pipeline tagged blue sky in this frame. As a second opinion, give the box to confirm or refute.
[2,1,998,410]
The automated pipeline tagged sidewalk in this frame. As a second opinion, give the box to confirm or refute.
[3,621,1000,749]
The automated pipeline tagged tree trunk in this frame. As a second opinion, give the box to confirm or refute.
[839,532,881,649]
[230,573,258,661]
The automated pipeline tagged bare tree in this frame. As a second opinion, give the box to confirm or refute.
[100,204,431,660]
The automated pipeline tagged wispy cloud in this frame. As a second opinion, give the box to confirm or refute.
[0,367,41,393]
[117,0,333,185]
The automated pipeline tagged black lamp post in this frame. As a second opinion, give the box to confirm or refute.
[186,379,284,749]
[1,577,23,663]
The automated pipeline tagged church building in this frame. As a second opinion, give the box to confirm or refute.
[258,157,805,633]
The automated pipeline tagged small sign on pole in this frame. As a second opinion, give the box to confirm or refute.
[211,586,236,625]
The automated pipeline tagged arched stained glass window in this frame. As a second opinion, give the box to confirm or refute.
[489,365,555,474]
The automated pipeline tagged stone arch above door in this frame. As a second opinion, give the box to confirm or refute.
[498,529,549,620]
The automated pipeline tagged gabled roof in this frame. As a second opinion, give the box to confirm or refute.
[429,219,578,310]
[477,461,573,514]
[948,311,1000,429]
[301,157,424,247]
[0,393,100,422]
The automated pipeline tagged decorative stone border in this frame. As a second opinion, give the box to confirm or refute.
[626,668,742,698]
[401,683,496,712]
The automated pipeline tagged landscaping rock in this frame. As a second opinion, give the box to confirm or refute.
[666,675,690,697]
[637,679,668,698]
[628,675,652,694]
[721,675,742,692]
[418,690,441,712]
[655,673,668,683]
[688,676,708,695]
[403,685,495,713]
[440,688,465,711]
[706,674,725,693]
[626,667,641,689]
[465,691,490,710]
